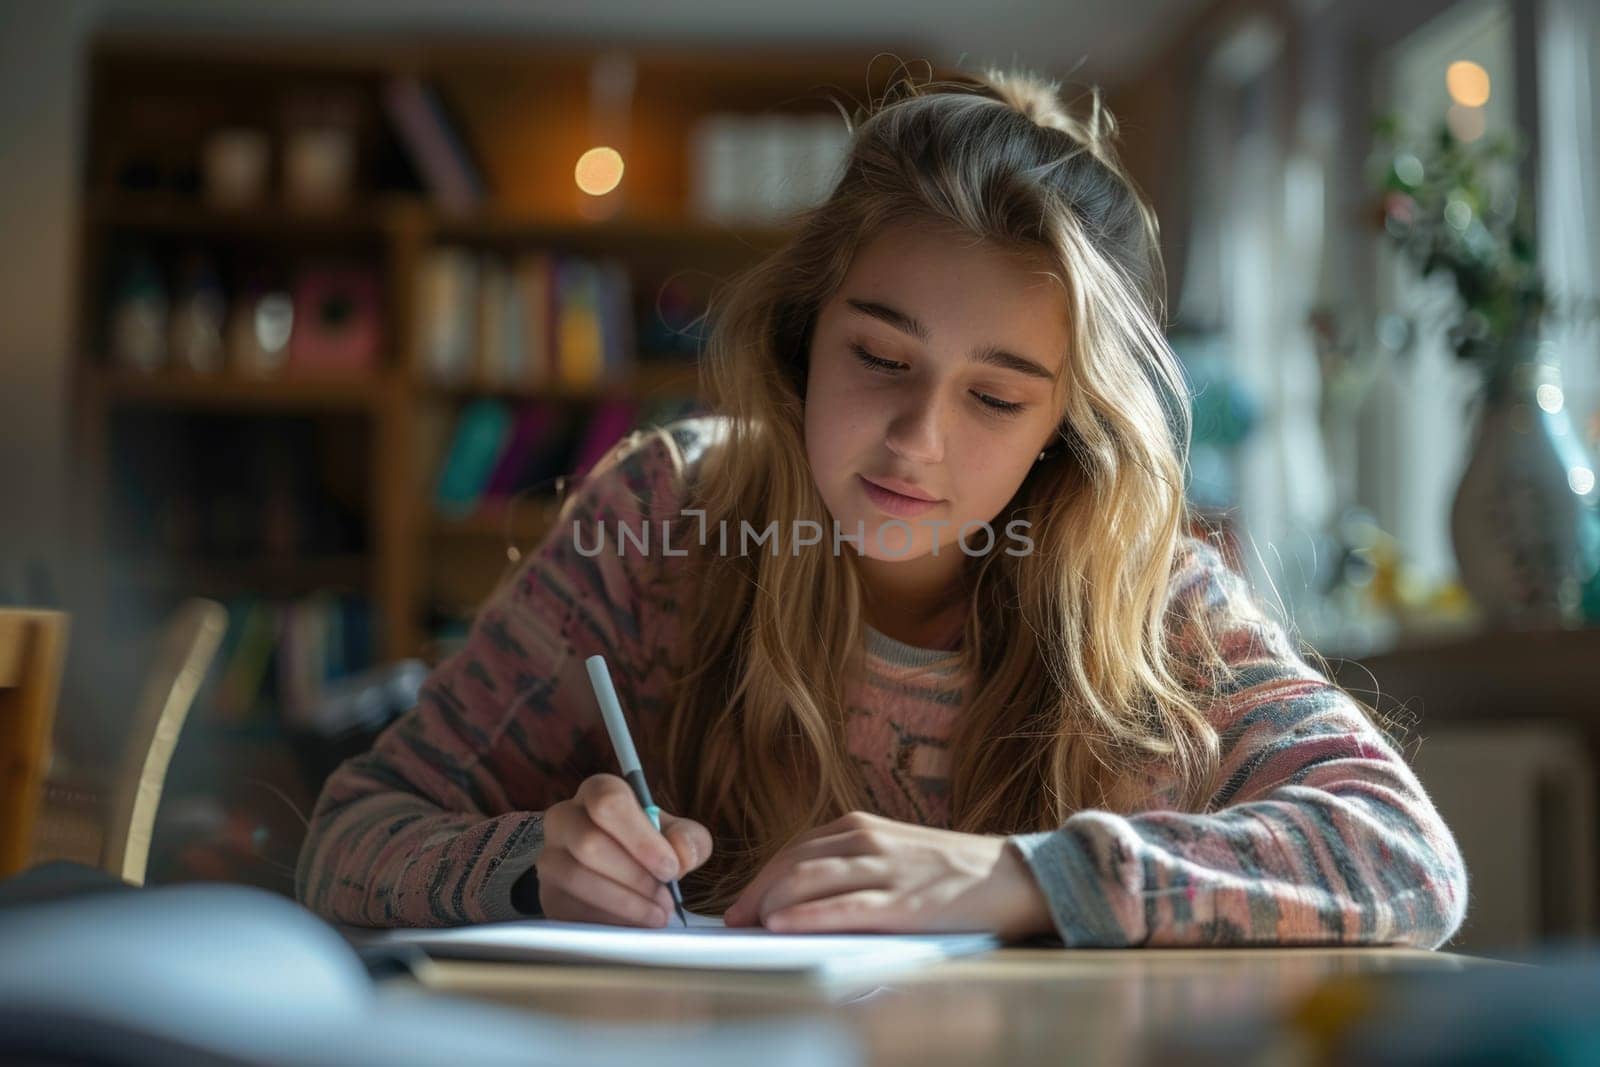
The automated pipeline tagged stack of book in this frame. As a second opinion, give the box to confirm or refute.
[433,392,702,520]
[201,593,375,730]
[419,248,635,391]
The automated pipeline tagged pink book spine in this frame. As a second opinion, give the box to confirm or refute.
[484,403,550,499]
[571,399,638,480]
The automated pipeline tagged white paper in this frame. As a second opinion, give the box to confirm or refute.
[368,914,998,984]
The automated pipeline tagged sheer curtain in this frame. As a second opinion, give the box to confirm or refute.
[1177,18,1335,626]
[1367,0,1515,586]
[1539,0,1600,437]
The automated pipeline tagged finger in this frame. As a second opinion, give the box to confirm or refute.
[658,814,713,875]
[766,814,862,856]
[541,851,669,927]
[542,884,658,927]
[765,889,900,934]
[757,855,893,922]
[564,819,665,902]
[579,775,680,880]
[726,829,882,926]
[725,854,795,927]
[726,841,817,927]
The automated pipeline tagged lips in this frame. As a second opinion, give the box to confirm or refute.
[861,475,940,502]
[858,474,944,518]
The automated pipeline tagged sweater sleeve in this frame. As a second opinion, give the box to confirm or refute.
[294,427,691,928]
[1008,537,1470,948]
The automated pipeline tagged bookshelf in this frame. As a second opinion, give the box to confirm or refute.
[74,33,894,645]
[68,31,908,889]
[76,194,781,656]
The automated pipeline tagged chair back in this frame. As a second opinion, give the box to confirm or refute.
[0,610,70,877]
[101,599,228,886]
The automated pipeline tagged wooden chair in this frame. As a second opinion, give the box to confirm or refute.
[0,610,70,878]
[25,598,228,885]
[100,598,228,885]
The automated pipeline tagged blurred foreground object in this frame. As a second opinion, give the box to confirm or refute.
[0,876,858,1067]
[1154,949,1600,1065]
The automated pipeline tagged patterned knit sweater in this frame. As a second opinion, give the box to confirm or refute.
[295,415,1469,947]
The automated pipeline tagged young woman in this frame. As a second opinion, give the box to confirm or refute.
[296,67,1468,947]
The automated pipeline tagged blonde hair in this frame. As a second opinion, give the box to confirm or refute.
[636,64,1229,910]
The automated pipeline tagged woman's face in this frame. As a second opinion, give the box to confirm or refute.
[804,222,1070,566]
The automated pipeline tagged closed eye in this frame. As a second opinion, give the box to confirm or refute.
[850,344,1028,417]
[851,344,902,373]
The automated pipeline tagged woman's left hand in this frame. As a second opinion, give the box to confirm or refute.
[723,812,1052,940]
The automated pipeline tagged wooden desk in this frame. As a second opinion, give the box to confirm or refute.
[402,947,1485,1066]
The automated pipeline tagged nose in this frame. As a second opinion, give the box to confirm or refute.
[884,383,947,465]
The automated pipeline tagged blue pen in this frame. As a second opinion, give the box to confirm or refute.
[584,654,689,927]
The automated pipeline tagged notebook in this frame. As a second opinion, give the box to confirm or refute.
[363,913,999,985]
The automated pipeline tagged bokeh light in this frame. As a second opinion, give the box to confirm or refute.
[575,146,625,196]
[1446,60,1491,107]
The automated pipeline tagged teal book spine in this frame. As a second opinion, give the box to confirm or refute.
[435,398,512,519]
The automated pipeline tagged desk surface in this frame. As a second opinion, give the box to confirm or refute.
[404,947,1487,1066]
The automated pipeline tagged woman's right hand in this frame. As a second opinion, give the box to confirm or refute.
[535,773,713,926]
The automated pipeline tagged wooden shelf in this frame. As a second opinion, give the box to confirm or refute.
[107,553,374,597]
[88,367,395,413]
[424,211,792,255]
[90,193,792,255]
[423,360,699,402]
[89,194,399,239]
[430,503,562,540]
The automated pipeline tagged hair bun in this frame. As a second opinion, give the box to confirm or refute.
[970,67,1121,159]
[855,59,1123,163]
[978,69,1071,129]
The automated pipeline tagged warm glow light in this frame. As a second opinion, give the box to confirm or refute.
[575,146,624,196]
[1447,61,1491,107]
[1537,383,1565,413]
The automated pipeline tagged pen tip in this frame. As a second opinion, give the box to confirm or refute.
[676,902,689,927]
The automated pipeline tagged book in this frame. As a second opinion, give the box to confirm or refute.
[503,405,581,496]
[597,258,635,380]
[381,75,487,212]
[515,252,554,387]
[495,258,528,386]
[571,398,639,480]
[435,399,513,518]
[214,600,277,723]
[477,255,515,386]
[554,256,604,389]
[361,914,999,986]
[484,403,554,500]
[419,248,479,383]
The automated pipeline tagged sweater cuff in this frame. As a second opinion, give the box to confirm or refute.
[1009,820,1133,947]
[476,813,546,922]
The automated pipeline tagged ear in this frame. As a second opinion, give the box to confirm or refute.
[1037,423,1069,461]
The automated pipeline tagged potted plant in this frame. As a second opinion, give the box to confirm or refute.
[1369,114,1600,627]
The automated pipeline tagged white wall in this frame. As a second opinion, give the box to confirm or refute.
[0,2,87,584]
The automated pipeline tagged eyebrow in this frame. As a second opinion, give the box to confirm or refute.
[844,298,1057,382]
